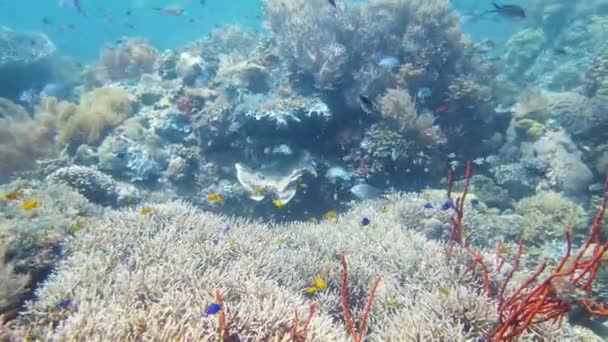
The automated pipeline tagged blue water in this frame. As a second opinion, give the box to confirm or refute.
[0,0,262,61]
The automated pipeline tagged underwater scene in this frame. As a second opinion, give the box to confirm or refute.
[2,0,608,340]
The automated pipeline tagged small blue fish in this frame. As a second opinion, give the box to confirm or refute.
[360,217,370,226]
[423,202,433,209]
[205,303,222,315]
[470,199,479,207]
[441,200,453,210]
[222,225,231,234]
[57,299,72,309]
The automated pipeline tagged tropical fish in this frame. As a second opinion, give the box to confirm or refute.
[350,184,385,200]
[323,210,337,220]
[56,299,72,309]
[21,199,39,210]
[153,6,185,16]
[424,202,433,209]
[303,287,318,295]
[386,293,397,308]
[1,189,23,200]
[312,277,327,289]
[422,192,432,201]
[358,94,375,112]
[483,3,526,20]
[435,105,450,113]
[307,217,318,223]
[58,0,87,17]
[360,217,370,226]
[438,286,450,297]
[272,199,284,208]
[381,206,389,213]
[139,206,154,215]
[378,56,400,69]
[416,87,432,102]
[69,216,86,234]
[249,186,265,197]
[204,303,222,315]
[207,193,223,202]
[441,200,452,210]
[226,236,235,247]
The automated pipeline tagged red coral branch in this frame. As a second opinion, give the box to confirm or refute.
[291,303,317,342]
[340,253,381,342]
[446,161,472,260]
[490,176,608,340]
[214,289,232,340]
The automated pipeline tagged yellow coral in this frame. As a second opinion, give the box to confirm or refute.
[58,87,134,147]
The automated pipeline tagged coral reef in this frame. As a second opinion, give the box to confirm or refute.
[0,180,101,320]
[0,245,29,321]
[0,98,58,182]
[58,87,135,148]
[100,38,158,81]
[47,165,118,206]
[524,130,593,196]
[3,199,579,340]
[514,191,588,250]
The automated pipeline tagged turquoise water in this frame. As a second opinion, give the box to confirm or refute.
[2,0,608,340]
[0,0,262,61]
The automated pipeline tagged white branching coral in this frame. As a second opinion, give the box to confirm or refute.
[5,195,577,340]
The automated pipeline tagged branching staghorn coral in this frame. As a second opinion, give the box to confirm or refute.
[5,181,591,341]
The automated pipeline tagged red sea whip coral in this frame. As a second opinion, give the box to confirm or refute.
[447,163,608,341]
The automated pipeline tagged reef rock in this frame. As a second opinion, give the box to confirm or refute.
[0,27,55,68]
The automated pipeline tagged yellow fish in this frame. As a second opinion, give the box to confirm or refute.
[422,193,432,201]
[226,236,235,247]
[322,210,337,220]
[498,244,511,255]
[381,206,389,213]
[312,277,326,289]
[272,199,284,208]
[387,294,397,308]
[21,199,39,210]
[307,217,318,223]
[139,206,154,215]
[273,238,283,245]
[249,187,265,196]
[2,189,23,201]
[303,287,318,295]
[207,193,223,202]
[69,217,86,234]
[438,286,450,297]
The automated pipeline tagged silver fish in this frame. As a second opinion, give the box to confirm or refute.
[350,184,385,200]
